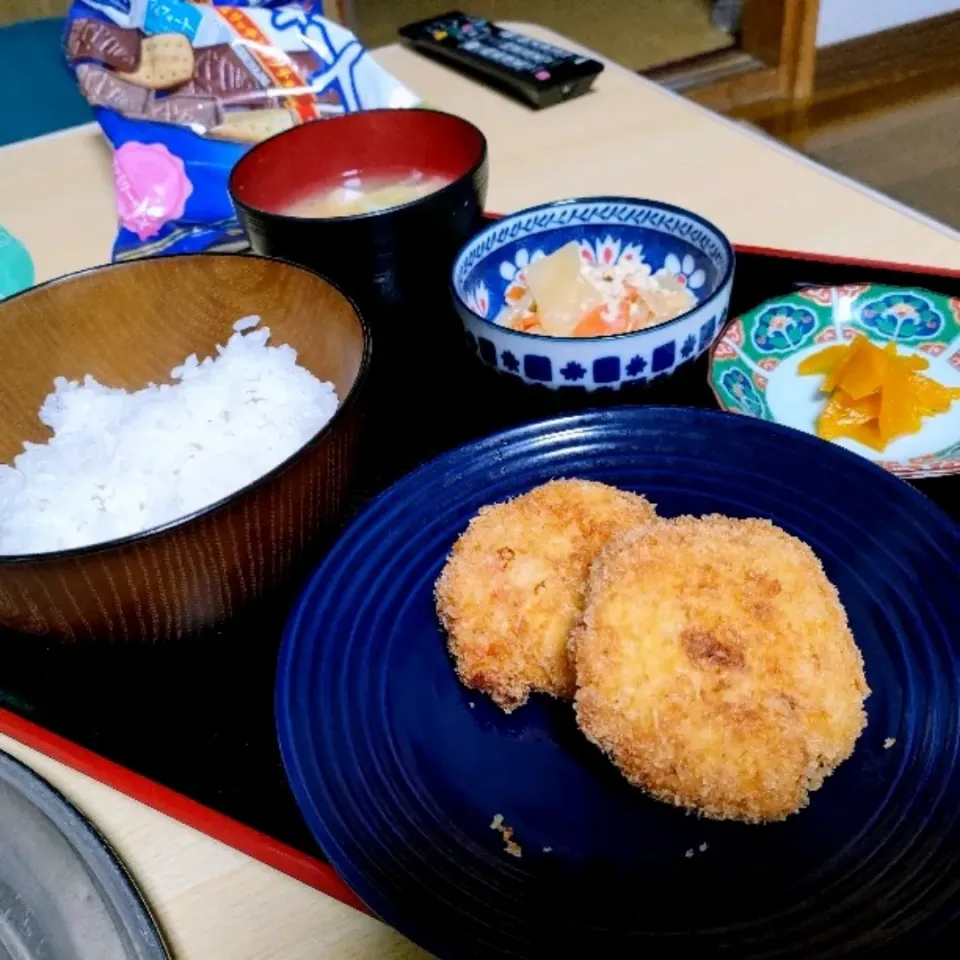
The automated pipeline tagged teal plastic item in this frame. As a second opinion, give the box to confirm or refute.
[0,227,35,300]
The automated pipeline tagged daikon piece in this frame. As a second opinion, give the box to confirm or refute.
[524,241,603,336]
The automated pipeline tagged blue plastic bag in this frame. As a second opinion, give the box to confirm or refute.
[64,1,418,260]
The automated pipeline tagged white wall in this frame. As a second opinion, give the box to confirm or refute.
[816,0,960,46]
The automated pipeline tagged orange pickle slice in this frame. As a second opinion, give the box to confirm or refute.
[800,334,960,451]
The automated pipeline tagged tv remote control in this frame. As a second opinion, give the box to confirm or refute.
[398,11,604,109]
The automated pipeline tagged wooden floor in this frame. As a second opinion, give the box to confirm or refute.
[737,77,960,232]
[727,16,960,233]
[797,85,960,230]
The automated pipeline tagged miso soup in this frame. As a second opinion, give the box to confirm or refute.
[285,172,452,218]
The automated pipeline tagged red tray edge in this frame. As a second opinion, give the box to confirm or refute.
[1,240,957,919]
[0,706,368,915]
[731,242,960,277]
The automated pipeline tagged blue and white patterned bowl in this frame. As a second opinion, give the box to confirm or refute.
[450,197,735,390]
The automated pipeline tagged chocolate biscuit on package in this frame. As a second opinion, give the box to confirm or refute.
[188,44,264,100]
[187,47,343,111]
[76,64,151,114]
[67,18,141,72]
[144,93,224,130]
[64,0,419,261]
[118,33,195,90]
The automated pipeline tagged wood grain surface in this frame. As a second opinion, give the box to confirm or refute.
[0,733,427,959]
[0,25,958,960]
[0,256,368,642]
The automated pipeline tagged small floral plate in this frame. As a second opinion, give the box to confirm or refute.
[709,284,960,478]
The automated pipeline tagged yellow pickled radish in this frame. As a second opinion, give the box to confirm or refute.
[800,333,959,452]
[817,390,880,440]
[797,343,848,377]
[839,338,889,400]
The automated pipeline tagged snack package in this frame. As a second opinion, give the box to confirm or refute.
[64,1,420,260]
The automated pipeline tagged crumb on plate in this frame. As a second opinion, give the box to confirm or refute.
[489,813,523,857]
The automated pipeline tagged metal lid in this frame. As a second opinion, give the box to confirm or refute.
[0,749,168,960]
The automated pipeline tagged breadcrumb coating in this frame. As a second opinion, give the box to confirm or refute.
[573,516,869,822]
[435,479,656,712]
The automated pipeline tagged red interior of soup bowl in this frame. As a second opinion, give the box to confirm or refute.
[230,108,487,215]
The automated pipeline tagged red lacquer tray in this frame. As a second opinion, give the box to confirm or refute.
[1,242,958,915]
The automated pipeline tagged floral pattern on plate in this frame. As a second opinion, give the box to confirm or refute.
[663,252,706,291]
[708,284,960,478]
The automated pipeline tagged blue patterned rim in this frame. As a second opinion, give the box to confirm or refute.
[450,196,736,343]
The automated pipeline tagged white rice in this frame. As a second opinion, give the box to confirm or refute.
[0,316,339,555]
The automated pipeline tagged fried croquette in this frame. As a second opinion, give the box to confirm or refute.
[435,479,656,712]
[573,516,869,822]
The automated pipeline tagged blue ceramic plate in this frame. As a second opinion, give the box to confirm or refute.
[276,407,960,959]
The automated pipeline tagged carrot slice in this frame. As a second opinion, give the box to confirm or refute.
[572,305,608,337]
[572,305,627,337]
[510,312,541,332]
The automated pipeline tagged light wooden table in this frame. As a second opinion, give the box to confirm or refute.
[1,25,959,960]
